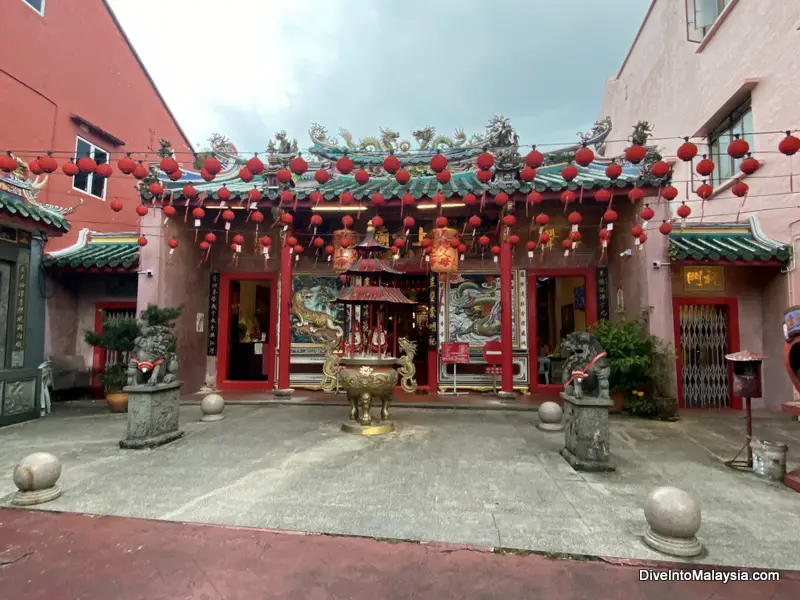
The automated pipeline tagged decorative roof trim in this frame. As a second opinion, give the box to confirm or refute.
[46,228,92,258]
[749,215,785,250]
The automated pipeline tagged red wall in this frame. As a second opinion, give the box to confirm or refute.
[0,0,193,250]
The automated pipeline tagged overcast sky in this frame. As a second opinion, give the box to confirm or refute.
[107,0,649,154]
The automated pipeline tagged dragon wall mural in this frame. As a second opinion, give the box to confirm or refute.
[447,274,517,346]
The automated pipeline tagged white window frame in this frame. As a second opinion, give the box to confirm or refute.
[687,0,731,41]
[708,99,753,186]
[72,136,110,201]
[22,0,45,16]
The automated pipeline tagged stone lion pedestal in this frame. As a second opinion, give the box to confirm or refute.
[120,381,184,449]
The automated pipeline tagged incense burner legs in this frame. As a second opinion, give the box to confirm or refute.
[338,361,398,434]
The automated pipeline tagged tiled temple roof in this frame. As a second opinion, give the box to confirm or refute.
[344,258,402,275]
[669,218,790,263]
[0,185,70,232]
[336,285,416,304]
[44,229,139,270]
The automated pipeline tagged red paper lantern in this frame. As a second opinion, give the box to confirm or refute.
[286,236,298,247]
[631,225,644,238]
[573,147,593,167]
[476,169,493,183]
[62,159,79,177]
[248,188,262,202]
[490,245,501,256]
[603,209,618,223]
[309,191,323,204]
[371,192,385,205]
[325,244,335,255]
[494,192,509,205]
[280,190,294,204]
[160,156,179,174]
[96,162,113,178]
[732,181,749,197]
[162,205,176,218]
[232,234,245,246]
[135,205,148,217]
[605,162,622,180]
[35,152,56,174]
[313,237,325,248]
[354,169,370,185]
[203,155,222,175]
[250,211,264,224]
[314,169,330,185]
[394,238,405,249]
[310,214,323,227]
[525,149,544,168]
[276,168,292,184]
[117,154,135,174]
[280,213,293,225]
[696,182,714,199]
[594,189,611,203]
[402,193,415,206]
[727,135,749,159]
[449,238,460,249]
[677,138,698,162]
[222,209,235,222]
[561,190,575,204]
[110,199,123,212]
[538,232,551,244]
[469,215,481,227]
[137,236,148,247]
[650,161,670,177]
[430,152,448,173]
[696,156,715,176]
[568,211,582,225]
[661,185,679,201]
[168,169,182,181]
[640,204,655,221]
[527,191,543,205]
[148,182,164,196]
[599,229,611,241]
[502,215,516,226]
[182,184,197,199]
[677,203,692,219]
[478,235,490,246]
[193,207,206,220]
[628,188,645,203]
[464,192,478,206]
[133,163,149,179]
[247,154,264,175]
[625,145,647,164]
[658,221,673,236]
[290,155,308,175]
[372,215,384,228]
[526,240,537,251]
[168,238,179,250]
[519,166,536,182]
[476,152,494,170]
[561,164,578,182]
[436,169,451,185]
[458,243,468,253]
[395,169,410,185]
[508,234,520,245]
[403,216,415,229]
[337,155,354,174]
[217,186,231,201]
[561,239,572,250]
[435,216,448,228]
[420,238,432,248]
[77,155,97,173]
[340,192,355,205]
[200,168,215,182]
[239,167,254,182]
[740,155,759,175]
[639,233,647,244]
[535,213,550,227]
[779,131,800,156]
[205,233,217,244]
[383,153,400,174]
[342,215,354,228]
[199,241,210,252]
[568,231,581,242]
[27,158,43,175]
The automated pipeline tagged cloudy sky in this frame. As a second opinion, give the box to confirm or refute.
[107,0,649,153]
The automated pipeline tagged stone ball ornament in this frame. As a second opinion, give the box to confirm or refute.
[537,401,564,431]
[12,452,63,506]
[643,486,703,557]
[200,393,225,422]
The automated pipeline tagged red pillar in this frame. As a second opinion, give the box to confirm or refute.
[500,238,514,393]
[277,242,293,390]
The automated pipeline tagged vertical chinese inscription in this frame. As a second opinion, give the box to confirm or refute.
[13,263,28,354]
[428,273,438,348]
[207,272,220,356]
[596,266,610,321]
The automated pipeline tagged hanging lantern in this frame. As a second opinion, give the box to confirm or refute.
[342,215,354,228]
[280,189,294,205]
[603,208,618,230]
[494,192,509,205]
[638,233,647,248]
[312,237,325,249]
[508,234,520,245]
[336,155,354,174]
[354,169,370,185]
[133,162,149,180]
[135,205,148,218]
[27,158,43,175]
[217,185,231,202]
[468,215,481,229]
[560,190,575,205]
[137,236,148,247]
[502,215,516,227]
[574,146,594,167]
[117,153,135,174]
[696,182,714,199]
[203,155,222,175]
[568,210,582,232]
[192,207,205,228]
[286,236,298,248]
[167,238,179,254]
[594,189,611,203]
[324,244,334,262]
[280,213,293,227]
[677,202,692,224]
[525,148,544,168]
[403,216,415,237]
[436,169,451,185]
[527,191,543,205]
[661,185,679,201]
[199,241,210,252]
[276,168,292,184]
[182,184,197,199]
[478,235,490,247]
[309,191,323,204]
[200,168,215,182]
[38,152,58,174]
[247,187,262,207]
[232,233,245,252]
[372,215,384,228]
[732,181,749,197]
[490,245,501,262]
[599,228,611,249]
[395,168,410,185]
[371,192,385,206]
[96,162,113,178]
[650,161,670,177]
[333,228,359,272]
[148,182,164,197]
[677,138,698,162]
[535,213,550,231]
[625,145,647,164]
[206,233,217,244]
[568,231,581,243]
[435,216,448,228]
[250,210,264,229]
[632,226,643,248]
[222,209,235,241]
[402,192,415,206]
[431,227,459,273]
[605,162,622,180]
[561,238,572,256]
[62,159,79,177]
[162,204,176,224]
[340,191,355,205]
[110,199,123,213]
[464,192,478,206]
[538,232,551,245]
[779,131,800,156]
[727,135,749,159]
[628,187,645,203]
[526,240,537,259]
[247,154,264,175]
[430,151,448,173]
[519,166,536,182]
[290,154,308,175]
[160,156,179,174]
[383,152,400,174]
[640,204,655,228]
[476,169,493,184]
[239,167,254,183]
[561,164,578,182]
[168,169,182,181]
[740,154,759,175]
[658,221,673,236]
[696,155,715,177]
[77,155,97,173]
[314,169,330,185]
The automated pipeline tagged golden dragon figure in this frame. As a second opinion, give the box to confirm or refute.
[397,337,418,393]
[319,338,341,393]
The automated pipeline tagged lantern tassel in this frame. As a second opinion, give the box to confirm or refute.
[480,191,486,213]
[194,228,198,243]
[579,185,584,204]
[736,193,748,223]
[214,210,222,223]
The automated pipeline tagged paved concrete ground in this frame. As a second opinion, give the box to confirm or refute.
[2,509,797,600]
[1,403,799,571]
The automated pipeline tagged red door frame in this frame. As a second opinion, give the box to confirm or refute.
[217,272,278,391]
[91,301,137,397]
[672,297,741,410]
[527,269,598,395]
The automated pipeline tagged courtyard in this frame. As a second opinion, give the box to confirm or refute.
[1,403,799,571]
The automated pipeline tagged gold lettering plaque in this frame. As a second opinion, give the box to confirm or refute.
[683,266,725,292]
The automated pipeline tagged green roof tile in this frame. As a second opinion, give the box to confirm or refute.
[44,239,139,269]
[0,189,70,232]
[669,226,790,263]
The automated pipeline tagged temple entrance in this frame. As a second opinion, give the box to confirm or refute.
[392,275,430,387]
[217,273,277,391]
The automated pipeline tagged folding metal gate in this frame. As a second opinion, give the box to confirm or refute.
[677,303,730,408]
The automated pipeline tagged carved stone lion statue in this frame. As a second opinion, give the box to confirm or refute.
[561,331,611,401]
[127,324,179,387]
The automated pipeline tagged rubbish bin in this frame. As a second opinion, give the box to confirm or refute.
[751,440,788,482]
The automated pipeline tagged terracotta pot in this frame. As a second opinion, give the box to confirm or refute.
[106,392,129,413]
[610,390,625,413]
[653,396,679,420]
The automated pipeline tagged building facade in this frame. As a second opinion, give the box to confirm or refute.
[598,0,800,410]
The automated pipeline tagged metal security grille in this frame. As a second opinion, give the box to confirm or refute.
[678,304,730,408]
[102,309,136,372]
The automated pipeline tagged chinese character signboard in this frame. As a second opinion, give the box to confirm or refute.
[683,266,725,292]
[441,342,469,364]
[207,272,220,356]
[13,263,28,354]
[596,267,610,321]
[429,274,438,347]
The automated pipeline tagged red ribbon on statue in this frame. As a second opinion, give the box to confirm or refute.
[133,357,165,373]
[563,352,607,388]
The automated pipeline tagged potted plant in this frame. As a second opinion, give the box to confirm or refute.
[84,314,140,413]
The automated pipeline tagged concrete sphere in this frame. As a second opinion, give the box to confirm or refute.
[200,393,225,422]
[644,487,701,539]
[538,401,563,424]
[13,452,62,491]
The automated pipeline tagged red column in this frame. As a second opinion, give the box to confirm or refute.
[277,242,292,390]
[500,238,514,393]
